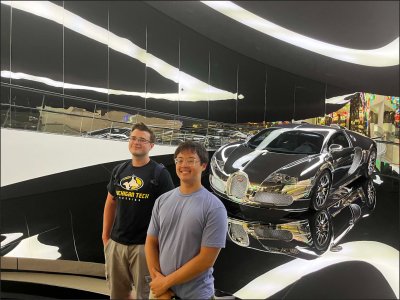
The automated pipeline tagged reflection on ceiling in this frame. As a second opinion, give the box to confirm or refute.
[1,1,243,102]
[234,240,399,299]
[202,1,399,67]
[1,232,23,248]
[4,234,61,260]
[325,93,358,105]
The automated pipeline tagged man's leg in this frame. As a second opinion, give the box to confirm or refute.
[129,244,151,299]
[105,240,133,299]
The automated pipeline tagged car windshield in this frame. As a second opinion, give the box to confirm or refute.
[247,128,323,154]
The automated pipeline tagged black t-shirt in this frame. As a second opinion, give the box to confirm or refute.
[107,159,174,245]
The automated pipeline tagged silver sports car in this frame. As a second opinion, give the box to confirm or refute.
[210,124,377,213]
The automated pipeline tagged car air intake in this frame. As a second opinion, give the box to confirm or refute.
[254,226,293,241]
[253,192,293,206]
[227,172,248,199]
[210,175,225,193]
[228,223,250,247]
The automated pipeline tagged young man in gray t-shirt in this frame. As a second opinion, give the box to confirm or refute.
[145,141,228,299]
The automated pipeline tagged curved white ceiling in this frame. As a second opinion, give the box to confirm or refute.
[202,1,399,67]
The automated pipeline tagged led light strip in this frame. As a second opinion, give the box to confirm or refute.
[202,1,399,67]
[0,70,233,102]
[1,1,243,102]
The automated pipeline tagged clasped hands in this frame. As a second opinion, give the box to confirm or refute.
[150,270,174,299]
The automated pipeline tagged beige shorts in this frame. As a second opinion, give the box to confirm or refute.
[104,240,151,299]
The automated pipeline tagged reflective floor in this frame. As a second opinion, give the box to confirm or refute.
[1,156,399,299]
[213,175,399,299]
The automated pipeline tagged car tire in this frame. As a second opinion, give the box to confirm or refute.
[310,210,332,253]
[364,148,377,178]
[310,170,331,211]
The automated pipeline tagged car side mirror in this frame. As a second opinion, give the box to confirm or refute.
[329,144,343,153]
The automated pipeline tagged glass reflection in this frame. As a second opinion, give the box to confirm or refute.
[227,177,377,260]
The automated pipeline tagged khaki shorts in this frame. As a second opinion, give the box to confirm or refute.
[104,240,151,299]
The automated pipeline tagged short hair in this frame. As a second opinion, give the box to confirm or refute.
[131,122,155,143]
[174,141,209,165]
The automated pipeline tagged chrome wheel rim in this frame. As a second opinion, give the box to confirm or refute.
[315,212,329,246]
[367,180,375,206]
[368,151,376,176]
[316,173,330,207]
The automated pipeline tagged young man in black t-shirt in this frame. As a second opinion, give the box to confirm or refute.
[102,123,174,299]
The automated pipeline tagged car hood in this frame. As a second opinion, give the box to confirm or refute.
[221,144,316,182]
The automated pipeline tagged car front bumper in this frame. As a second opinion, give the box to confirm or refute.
[227,217,320,259]
[210,173,312,213]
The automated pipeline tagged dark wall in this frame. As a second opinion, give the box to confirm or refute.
[0,1,343,123]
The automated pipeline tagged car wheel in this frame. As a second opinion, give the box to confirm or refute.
[311,170,331,211]
[310,210,332,253]
[363,179,376,210]
[365,148,377,177]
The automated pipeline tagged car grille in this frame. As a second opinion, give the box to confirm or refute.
[227,172,249,199]
[253,227,293,241]
[253,192,293,206]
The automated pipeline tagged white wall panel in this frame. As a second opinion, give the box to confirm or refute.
[1,128,176,186]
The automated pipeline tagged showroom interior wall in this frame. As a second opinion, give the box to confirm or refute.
[0,1,355,124]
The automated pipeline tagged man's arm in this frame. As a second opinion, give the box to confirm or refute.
[102,192,116,246]
[144,235,162,280]
[150,246,221,297]
[145,235,176,299]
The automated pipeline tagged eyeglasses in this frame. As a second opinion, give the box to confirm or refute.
[129,136,151,144]
[174,158,199,166]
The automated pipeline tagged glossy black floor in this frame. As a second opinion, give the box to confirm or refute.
[213,175,399,299]
[1,152,399,299]
[1,281,107,299]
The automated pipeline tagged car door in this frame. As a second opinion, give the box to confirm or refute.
[328,131,354,187]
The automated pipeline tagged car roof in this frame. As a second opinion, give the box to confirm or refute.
[267,124,338,137]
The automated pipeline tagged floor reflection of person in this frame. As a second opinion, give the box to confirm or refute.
[145,141,228,299]
[102,122,174,299]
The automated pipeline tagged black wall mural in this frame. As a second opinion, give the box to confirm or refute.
[1,1,352,123]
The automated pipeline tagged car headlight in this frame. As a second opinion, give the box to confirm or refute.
[266,173,298,185]
[211,155,225,172]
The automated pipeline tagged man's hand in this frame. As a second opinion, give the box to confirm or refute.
[150,270,170,297]
[102,236,109,247]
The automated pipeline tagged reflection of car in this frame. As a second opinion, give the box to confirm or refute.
[205,135,224,149]
[227,177,376,259]
[85,127,131,140]
[228,130,248,140]
[210,124,377,213]
[158,131,206,145]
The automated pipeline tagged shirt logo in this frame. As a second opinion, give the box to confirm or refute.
[120,175,144,191]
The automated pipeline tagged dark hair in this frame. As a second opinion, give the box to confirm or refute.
[131,122,156,143]
[174,141,209,164]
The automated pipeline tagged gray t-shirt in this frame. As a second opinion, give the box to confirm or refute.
[147,186,228,299]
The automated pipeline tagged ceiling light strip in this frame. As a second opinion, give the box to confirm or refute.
[202,1,399,67]
[1,1,242,101]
